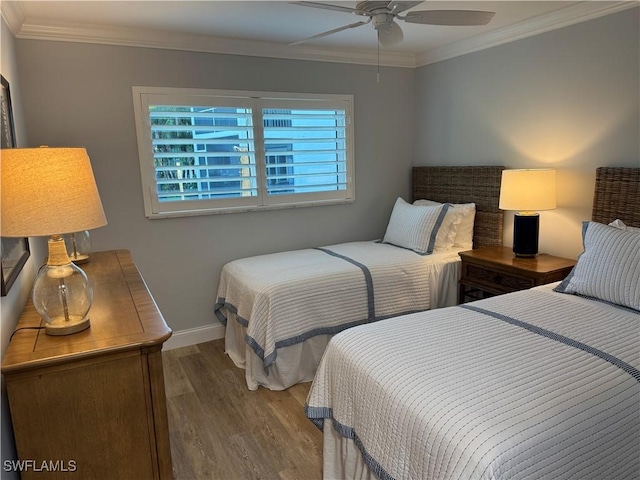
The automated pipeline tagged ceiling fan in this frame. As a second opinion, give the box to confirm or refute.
[290,1,496,47]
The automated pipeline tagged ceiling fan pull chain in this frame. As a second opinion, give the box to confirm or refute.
[377,31,380,83]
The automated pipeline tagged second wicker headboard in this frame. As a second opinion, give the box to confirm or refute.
[592,167,640,228]
[412,166,504,248]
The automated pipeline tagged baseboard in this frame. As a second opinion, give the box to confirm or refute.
[163,323,225,350]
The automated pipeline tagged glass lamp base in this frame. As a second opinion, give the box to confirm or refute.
[45,316,91,336]
[69,253,90,265]
[63,231,92,265]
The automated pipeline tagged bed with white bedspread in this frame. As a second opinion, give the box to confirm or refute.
[217,244,464,389]
[306,285,639,479]
[215,166,505,390]
[305,166,640,480]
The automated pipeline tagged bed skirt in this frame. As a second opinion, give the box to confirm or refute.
[322,424,377,480]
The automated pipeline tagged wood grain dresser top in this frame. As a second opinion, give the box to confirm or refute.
[2,250,172,374]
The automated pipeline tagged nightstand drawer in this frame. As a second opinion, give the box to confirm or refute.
[465,264,535,292]
[458,247,576,304]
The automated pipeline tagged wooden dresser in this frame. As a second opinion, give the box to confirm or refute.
[2,250,173,479]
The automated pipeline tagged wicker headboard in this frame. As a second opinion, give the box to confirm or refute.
[412,166,504,248]
[592,167,640,228]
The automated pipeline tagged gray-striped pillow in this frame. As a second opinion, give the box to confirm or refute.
[382,198,450,254]
[555,221,640,311]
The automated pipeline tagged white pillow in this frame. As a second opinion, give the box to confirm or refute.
[414,199,476,248]
[383,198,451,254]
[410,200,462,250]
[554,221,640,311]
[435,208,463,250]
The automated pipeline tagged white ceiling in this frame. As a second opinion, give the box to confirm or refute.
[2,1,636,67]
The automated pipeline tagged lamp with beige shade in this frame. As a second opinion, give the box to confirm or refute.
[1,147,107,335]
[499,168,556,258]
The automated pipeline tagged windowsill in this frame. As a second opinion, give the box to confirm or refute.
[146,197,355,219]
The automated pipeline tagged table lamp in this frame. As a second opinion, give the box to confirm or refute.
[499,169,556,258]
[1,147,107,335]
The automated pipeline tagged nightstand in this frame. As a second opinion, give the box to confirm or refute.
[458,246,576,303]
[2,250,173,479]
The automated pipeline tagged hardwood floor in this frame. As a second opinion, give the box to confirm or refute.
[162,339,323,479]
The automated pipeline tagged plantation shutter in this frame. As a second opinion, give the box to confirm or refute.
[134,88,354,217]
[260,99,349,203]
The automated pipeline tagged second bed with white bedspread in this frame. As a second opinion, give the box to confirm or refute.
[305,285,640,480]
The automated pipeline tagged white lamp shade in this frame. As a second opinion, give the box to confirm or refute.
[499,169,557,212]
[1,147,107,237]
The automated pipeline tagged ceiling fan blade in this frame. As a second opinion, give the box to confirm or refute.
[403,10,496,26]
[387,1,424,15]
[290,19,371,46]
[377,20,404,47]
[289,1,370,17]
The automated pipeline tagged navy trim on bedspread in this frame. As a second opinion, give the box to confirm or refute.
[217,297,427,368]
[304,405,396,480]
[314,246,375,319]
[215,245,402,368]
[461,304,640,382]
[214,302,227,325]
[252,308,428,367]
[214,298,250,327]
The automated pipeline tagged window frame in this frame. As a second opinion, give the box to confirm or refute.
[132,86,355,218]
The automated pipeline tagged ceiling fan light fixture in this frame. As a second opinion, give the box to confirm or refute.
[372,13,393,29]
[376,20,403,46]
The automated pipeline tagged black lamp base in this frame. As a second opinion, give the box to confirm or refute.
[513,213,539,258]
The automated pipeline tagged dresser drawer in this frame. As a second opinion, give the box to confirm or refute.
[465,264,535,293]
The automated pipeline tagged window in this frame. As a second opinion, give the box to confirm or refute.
[132,87,354,218]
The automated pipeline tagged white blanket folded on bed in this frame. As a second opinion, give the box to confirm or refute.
[216,241,460,368]
[306,286,640,480]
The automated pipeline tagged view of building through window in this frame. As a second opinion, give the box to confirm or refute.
[149,106,347,203]
[150,105,256,201]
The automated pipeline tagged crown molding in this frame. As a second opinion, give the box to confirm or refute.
[7,1,637,69]
[1,0,25,36]
[416,1,639,67]
[16,19,417,68]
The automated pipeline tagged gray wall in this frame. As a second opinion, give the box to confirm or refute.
[0,17,47,479]
[14,40,416,333]
[414,8,639,258]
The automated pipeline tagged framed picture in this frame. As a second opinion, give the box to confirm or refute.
[1,238,30,296]
[1,74,16,148]
[1,74,29,296]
